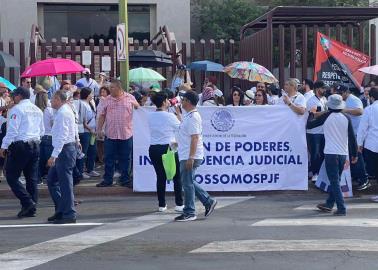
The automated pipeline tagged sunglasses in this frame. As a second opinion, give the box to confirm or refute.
[233,93,240,96]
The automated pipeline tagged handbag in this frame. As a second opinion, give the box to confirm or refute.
[162,147,176,181]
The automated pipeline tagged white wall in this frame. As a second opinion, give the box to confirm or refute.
[0,0,190,45]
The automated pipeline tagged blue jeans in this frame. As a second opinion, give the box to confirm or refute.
[47,143,77,219]
[324,154,347,214]
[180,159,213,216]
[38,135,53,180]
[350,151,368,185]
[76,132,90,176]
[103,137,132,185]
[307,134,325,175]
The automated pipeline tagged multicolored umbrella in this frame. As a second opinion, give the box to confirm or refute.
[0,76,16,91]
[129,67,166,82]
[224,61,278,84]
[21,58,85,78]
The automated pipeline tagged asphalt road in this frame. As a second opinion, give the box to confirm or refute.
[1,193,378,270]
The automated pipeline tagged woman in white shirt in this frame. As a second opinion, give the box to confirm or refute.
[227,86,244,106]
[35,87,54,183]
[148,91,183,212]
[76,87,99,179]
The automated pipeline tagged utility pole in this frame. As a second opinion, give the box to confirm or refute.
[119,0,129,91]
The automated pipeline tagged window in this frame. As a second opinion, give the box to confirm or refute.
[43,4,150,45]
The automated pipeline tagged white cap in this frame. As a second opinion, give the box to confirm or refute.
[214,89,223,97]
[83,68,91,75]
[245,90,255,101]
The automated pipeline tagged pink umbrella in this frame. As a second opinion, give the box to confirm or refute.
[21,58,85,78]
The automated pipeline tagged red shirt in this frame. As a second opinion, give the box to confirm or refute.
[98,93,137,140]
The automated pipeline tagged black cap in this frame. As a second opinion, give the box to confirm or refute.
[11,87,30,99]
[335,84,348,93]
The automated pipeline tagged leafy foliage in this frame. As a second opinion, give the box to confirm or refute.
[195,0,264,41]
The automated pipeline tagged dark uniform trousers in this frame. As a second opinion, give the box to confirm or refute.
[47,142,77,219]
[6,141,40,208]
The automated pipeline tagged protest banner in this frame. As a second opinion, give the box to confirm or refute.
[314,32,370,91]
[133,106,308,192]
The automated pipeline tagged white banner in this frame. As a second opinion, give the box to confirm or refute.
[316,158,353,198]
[133,106,308,192]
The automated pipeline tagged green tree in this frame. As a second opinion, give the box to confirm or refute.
[195,0,264,41]
[270,0,368,6]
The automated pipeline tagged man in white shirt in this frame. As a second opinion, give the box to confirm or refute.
[21,77,36,104]
[306,81,327,182]
[357,88,378,201]
[307,94,358,216]
[303,79,315,102]
[76,68,100,97]
[175,90,217,222]
[336,84,369,190]
[278,78,307,115]
[46,90,79,224]
[0,87,44,218]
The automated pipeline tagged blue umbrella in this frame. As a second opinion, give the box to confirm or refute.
[0,76,16,91]
[187,60,224,72]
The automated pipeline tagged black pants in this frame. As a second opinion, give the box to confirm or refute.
[6,141,40,208]
[364,148,378,180]
[149,144,183,207]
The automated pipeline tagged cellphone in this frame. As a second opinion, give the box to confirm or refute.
[316,106,321,112]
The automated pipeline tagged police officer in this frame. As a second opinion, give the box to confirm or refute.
[0,87,44,218]
[47,90,79,224]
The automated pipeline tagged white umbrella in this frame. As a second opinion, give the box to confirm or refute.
[359,65,378,76]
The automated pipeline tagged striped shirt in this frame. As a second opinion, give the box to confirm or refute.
[97,93,137,140]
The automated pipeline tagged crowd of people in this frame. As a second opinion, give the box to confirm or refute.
[0,64,377,222]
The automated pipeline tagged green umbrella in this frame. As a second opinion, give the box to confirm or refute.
[129,67,166,82]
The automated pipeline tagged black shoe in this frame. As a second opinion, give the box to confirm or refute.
[47,213,62,223]
[316,203,332,213]
[205,199,217,217]
[96,182,112,187]
[333,211,346,216]
[17,203,36,218]
[356,180,371,191]
[53,218,77,224]
[118,182,133,188]
[174,214,197,222]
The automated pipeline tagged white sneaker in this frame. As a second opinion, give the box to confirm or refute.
[174,205,184,212]
[87,171,100,177]
[19,176,26,185]
[311,174,318,182]
[82,173,91,179]
[114,172,121,178]
[158,205,167,212]
[370,196,378,202]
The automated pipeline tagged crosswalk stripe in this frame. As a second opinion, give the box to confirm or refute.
[0,223,103,228]
[190,239,378,253]
[251,218,378,228]
[0,197,249,270]
[295,203,378,210]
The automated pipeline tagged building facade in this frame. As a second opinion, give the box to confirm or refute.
[0,0,190,44]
